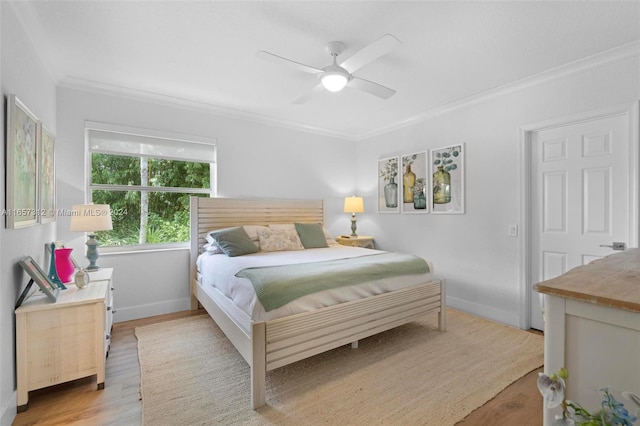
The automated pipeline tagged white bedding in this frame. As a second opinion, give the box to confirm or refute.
[197,245,434,324]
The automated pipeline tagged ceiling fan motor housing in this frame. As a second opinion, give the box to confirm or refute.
[325,41,346,56]
[321,41,350,91]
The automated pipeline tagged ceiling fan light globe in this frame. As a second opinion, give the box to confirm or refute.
[321,72,349,92]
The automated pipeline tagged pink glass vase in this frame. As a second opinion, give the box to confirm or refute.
[55,248,75,283]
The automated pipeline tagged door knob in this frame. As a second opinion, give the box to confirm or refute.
[599,242,626,251]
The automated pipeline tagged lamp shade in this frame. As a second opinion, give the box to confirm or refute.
[69,204,113,232]
[343,196,364,214]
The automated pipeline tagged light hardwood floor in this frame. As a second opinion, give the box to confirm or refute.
[12,311,543,426]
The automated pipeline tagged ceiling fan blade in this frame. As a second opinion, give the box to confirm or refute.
[348,77,396,100]
[339,34,401,74]
[256,51,323,74]
[293,83,325,104]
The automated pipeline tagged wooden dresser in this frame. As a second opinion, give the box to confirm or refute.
[534,250,640,425]
[15,268,114,411]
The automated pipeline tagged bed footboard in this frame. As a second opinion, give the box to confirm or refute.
[248,279,446,408]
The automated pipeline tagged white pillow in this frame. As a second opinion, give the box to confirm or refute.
[257,227,304,252]
[322,226,339,246]
[203,242,223,255]
[243,225,268,241]
[243,225,268,249]
[206,233,216,245]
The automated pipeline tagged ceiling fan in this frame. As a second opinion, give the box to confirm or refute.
[257,34,401,104]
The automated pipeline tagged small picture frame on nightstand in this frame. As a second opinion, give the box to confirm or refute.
[18,256,59,303]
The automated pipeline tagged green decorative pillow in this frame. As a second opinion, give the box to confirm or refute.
[208,227,259,257]
[294,223,329,249]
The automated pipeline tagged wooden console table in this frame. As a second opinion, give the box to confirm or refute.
[534,249,640,425]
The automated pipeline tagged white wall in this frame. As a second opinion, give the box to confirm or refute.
[355,54,640,327]
[56,87,359,322]
[2,5,638,424]
[55,50,640,330]
[0,4,57,425]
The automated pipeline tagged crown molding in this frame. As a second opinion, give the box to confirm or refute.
[10,0,639,142]
[57,77,359,141]
[58,39,639,143]
[357,40,640,140]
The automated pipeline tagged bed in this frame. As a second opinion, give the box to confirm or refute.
[189,197,446,409]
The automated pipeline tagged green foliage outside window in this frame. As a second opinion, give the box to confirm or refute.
[91,153,211,246]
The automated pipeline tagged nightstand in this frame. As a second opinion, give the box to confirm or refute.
[336,235,375,249]
[15,268,114,411]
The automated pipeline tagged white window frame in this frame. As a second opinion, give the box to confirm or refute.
[85,121,217,252]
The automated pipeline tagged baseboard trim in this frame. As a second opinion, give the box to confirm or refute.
[446,296,521,329]
[1,392,17,426]
[114,298,191,323]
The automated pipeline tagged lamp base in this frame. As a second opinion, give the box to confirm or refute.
[85,234,103,271]
[84,265,102,272]
[350,213,358,237]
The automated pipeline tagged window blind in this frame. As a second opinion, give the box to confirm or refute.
[86,123,216,163]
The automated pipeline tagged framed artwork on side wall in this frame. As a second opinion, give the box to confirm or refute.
[431,143,465,214]
[377,156,399,213]
[38,124,56,223]
[6,95,39,229]
[401,151,428,213]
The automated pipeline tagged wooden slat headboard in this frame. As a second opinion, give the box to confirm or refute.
[189,197,325,307]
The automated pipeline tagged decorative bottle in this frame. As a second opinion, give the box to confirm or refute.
[432,166,451,204]
[413,190,427,209]
[403,165,416,203]
[384,176,398,208]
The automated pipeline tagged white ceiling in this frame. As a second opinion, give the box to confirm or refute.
[13,1,640,140]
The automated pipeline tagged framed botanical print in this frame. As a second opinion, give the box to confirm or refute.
[377,156,399,213]
[401,151,428,214]
[6,95,39,229]
[431,143,465,214]
[38,124,56,223]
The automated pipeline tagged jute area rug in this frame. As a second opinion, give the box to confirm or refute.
[136,309,543,426]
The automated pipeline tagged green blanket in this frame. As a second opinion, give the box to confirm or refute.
[235,252,430,312]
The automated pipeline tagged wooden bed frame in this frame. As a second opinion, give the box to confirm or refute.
[189,197,446,409]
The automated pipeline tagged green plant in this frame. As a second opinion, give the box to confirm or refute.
[433,146,460,172]
[379,158,398,182]
[403,154,418,168]
[537,368,638,426]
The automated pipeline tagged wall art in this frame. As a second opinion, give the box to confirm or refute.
[430,144,465,214]
[6,95,39,229]
[377,156,399,213]
[401,151,428,213]
[38,124,56,223]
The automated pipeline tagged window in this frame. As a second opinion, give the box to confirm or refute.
[86,122,216,248]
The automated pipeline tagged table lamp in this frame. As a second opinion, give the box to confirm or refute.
[70,204,113,271]
[343,196,364,237]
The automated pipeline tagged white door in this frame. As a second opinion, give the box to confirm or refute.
[530,113,631,331]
